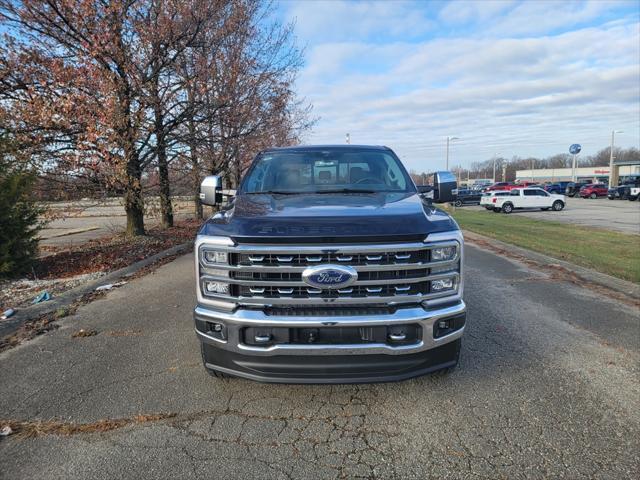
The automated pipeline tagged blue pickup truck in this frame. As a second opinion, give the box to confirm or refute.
[194,145,465,383]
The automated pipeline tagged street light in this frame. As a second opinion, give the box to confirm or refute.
[608,130,623,186]
[492,153,501,183]
[446,136,459,170]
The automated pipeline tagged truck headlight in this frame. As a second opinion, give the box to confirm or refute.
[431,245,457,261]
[431,277,456,292]
[202,250,228,265]
[203,280,230,296]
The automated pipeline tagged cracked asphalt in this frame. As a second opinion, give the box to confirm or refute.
[1,243,638,479]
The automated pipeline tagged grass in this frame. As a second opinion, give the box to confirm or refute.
[451,208,640,284]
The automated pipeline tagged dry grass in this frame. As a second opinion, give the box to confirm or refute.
[71,329,97,338]
[1,413,176,438]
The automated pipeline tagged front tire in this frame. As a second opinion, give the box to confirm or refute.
[454,199,463,207]
[502,203,514,214]
[552,200,564,211]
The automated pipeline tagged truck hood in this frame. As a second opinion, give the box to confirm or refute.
[198,191,458,242]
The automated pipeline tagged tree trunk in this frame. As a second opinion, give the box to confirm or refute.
[188,119,203,219]
[124,147,145,237]
[152,77,173,228]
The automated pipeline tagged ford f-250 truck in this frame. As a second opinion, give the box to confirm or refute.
[194,145,465,383]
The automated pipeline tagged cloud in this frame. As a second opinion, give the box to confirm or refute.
[283,1,640,171]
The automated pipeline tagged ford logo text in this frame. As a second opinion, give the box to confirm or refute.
[301,265,358,290]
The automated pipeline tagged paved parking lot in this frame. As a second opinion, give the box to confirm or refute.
[1,244,638,479]
[474,196,640,234]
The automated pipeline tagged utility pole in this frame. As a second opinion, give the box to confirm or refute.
[609,130,622,186]
[446,136,459,170]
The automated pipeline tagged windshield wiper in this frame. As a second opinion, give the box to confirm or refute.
[247,190,304,195]
[312,188,377,194]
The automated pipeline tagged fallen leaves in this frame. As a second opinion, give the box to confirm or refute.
[0,413,177,438]
[71,329,97,338]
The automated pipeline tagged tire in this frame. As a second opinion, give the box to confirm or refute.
[502,203,513,214]
[608,196,615,200]
[492,207,501,213]
[432,339,461,377]
[201,343,232,379]
[454,200,463,207]
[552,200,564,211]
[590,193,597,199]
[629,196,638,202]
[484,206,493,210]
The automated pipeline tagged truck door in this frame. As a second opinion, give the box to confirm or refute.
[522,189,539,208]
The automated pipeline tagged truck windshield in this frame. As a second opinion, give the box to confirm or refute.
[241,150,414,194]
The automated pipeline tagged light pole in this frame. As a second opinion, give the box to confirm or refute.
[445,136,459,171]
[492,153,501,183]
[608,130,623,186]
[345,133,350,144]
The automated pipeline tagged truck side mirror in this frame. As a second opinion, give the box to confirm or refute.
[434,171,458,203]
[418,172,458,203]
[200,175,223,206]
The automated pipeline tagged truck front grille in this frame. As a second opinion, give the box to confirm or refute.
[199,240,460,307]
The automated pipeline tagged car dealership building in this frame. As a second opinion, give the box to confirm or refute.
[516,161,640,184]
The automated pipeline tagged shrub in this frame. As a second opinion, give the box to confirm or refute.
[0,138,44,278]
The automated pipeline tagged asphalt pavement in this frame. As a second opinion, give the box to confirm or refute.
[1,244,638,479]
[475,196,640,234]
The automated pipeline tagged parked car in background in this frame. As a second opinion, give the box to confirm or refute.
[484,182,511,192]
[565,181,592,197]
[545,181,571,194]
[579,183,608,199]
[492,188,565,213]
[480,191,511,210]
[608,185,628,200]
[453,189,483,206]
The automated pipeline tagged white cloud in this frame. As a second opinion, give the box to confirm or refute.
[285,1,640,171]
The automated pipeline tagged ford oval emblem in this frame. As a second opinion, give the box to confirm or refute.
[302,264,358,290]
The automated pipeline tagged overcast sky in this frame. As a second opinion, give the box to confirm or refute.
[278,0,640,172]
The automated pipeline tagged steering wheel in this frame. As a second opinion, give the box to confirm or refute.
[355,177,380,185]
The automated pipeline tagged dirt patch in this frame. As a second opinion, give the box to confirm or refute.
[0,219,199,312]
[71,329,98,338]
[0,413,176,438]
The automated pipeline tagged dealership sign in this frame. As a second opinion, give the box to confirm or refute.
[569,144,582,155]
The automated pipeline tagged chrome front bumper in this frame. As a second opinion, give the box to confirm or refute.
[194,300,466,356]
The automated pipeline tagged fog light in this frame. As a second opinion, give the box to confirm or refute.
[431,278,455,292]
[431,246,457,261]
[204,281,230,295]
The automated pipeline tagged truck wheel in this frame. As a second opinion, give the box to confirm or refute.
[502,203,513,214]
[201,343,232,379]
[454,199,463,207]
[492,208,501,213]
[552,200,564,211]
[590,193,597,199]
[629,196,638,202]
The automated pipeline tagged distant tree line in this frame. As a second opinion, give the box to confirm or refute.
[0,0,315,236]
[410,146,639,184]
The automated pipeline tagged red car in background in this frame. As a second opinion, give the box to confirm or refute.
[579,183,608,198]
[484,181,539,192]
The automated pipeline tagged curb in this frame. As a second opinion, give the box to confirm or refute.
[463,230,640,301]
[0,242,193,339]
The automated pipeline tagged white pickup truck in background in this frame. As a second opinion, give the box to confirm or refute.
[492,188,565,213]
